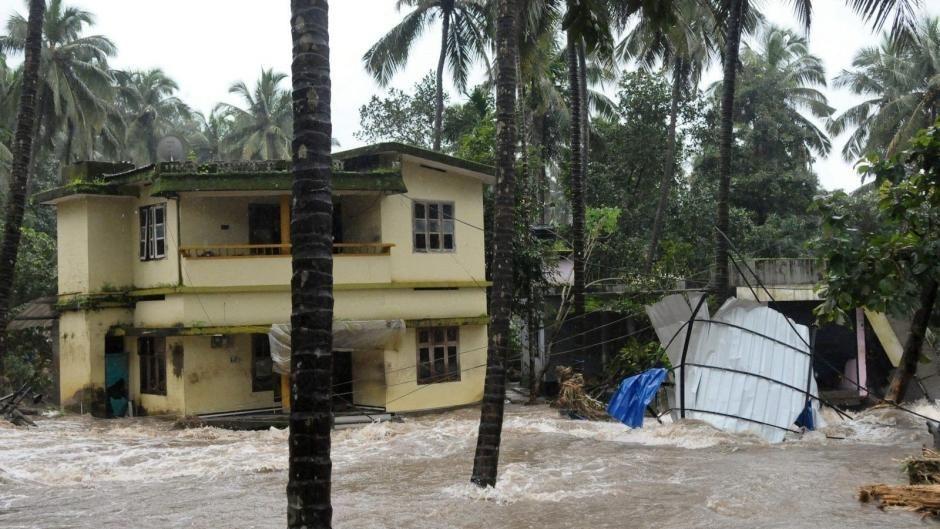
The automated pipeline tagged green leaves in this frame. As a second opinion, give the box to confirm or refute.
[813,118,940,324]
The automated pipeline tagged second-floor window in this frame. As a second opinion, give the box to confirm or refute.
[139,203,167,261]
[413,201,455,252]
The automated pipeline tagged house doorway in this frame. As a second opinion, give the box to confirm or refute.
[333,350,354,410]
[104,336,128,417]
[248,204,281,253]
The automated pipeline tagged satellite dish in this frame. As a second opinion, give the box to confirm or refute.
[156,135,185,162]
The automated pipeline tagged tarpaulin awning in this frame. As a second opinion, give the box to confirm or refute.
[607,368,668,428]
[268,320,405,375]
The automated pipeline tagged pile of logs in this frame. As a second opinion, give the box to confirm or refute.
[1,383,40,427]
[859,448,940,517]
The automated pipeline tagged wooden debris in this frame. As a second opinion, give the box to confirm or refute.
[552,366,608,421]
[859,484,940,516]
[905,448,940,484]
[0,384,39,427]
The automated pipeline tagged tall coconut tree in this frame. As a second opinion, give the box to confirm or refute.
[829,16,940,161]
[363,0,492,152]
[217,68,293,160]
[287,0,334,526]
[471,0,517,489]
[0,0,116,164]
[709,0,923,297]
[731,27,834,159]
[619,0,717,272]
[561,0,613,346]
[114,68,190,164]
[0,0,45,381]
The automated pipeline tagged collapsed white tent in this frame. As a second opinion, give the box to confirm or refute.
[646,293,825,443]
[268,320,406,375]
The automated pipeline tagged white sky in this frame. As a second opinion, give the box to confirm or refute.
[0,0,938,191]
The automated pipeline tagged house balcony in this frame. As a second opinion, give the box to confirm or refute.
[179,243,394,288]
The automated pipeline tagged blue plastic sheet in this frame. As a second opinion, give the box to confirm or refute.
[794,401,816,431]
[607,368,668,428]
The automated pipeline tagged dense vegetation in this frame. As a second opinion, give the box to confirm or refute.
[0,0,937,399]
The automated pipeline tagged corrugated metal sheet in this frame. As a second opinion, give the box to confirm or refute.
[647,294,823,443]
[6,297,58,331]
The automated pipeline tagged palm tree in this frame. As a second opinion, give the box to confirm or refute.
[732,27,834,159]
[217,68,293,160]
[287,0,334,527]
[0,0,45,381]
[620,0,717,272]
[0,0,116,164]
[561,0,613,350]
[710,0,923,297]
[115,68,190,164]
[189,108,232,162]
[471,0,517,489]
[363,0,491,151]
[829,16,940,161]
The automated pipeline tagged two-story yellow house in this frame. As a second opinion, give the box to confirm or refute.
[37,143,492,417]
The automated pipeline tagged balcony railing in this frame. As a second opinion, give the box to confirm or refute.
[179,243,394,259]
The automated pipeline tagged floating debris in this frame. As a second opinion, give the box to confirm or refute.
[552,366,607,420]
[859,484,940,517]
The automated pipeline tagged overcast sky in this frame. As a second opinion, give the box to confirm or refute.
[1,0,938,191]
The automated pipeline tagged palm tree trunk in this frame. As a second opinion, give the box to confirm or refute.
[886,278,938,403]
[567,31,585,347]
[471,0,517,489]
[0,0,46,381]
[433,3,453,152]
[577,44,589,178]
[537,113,548,225]
[64,118,75,165]
[287,1,334,527]
[645,64,683,273]
[712,0,744,298]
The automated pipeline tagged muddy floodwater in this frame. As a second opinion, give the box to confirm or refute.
[0,402,937,529]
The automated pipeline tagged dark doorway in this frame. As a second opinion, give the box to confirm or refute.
[248,204,281,252]
[104,336,128,418]
[332,350,353,410]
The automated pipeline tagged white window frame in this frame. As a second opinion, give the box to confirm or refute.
[412,200,455,253]
[139,203,167,261]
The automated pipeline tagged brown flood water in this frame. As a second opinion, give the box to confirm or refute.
[0,403,936,528]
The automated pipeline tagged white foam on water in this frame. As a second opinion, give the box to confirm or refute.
[439,461,620,505]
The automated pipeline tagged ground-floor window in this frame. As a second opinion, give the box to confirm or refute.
[252,334,275,392]
[417,326,460,384]
[138,336,166,395]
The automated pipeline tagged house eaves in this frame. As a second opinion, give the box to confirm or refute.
[333,142,496,185]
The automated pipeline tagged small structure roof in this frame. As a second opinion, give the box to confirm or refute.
[6,296,59,331]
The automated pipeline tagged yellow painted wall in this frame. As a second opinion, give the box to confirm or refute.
[174,288,486,327]
[58,308,134,409]
[179,195,279,246]
[134,296,185,328]
[383,324,487,412]
[180,254,394,288]
[382,161,487,283]
[86,197,134,291]
[56,199,89,295]
[132,193,180,289]
[181,335,275,415]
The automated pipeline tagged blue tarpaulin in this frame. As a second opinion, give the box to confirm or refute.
[607,368,668,428]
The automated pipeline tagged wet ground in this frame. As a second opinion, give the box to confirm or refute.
[0,402,937,528]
